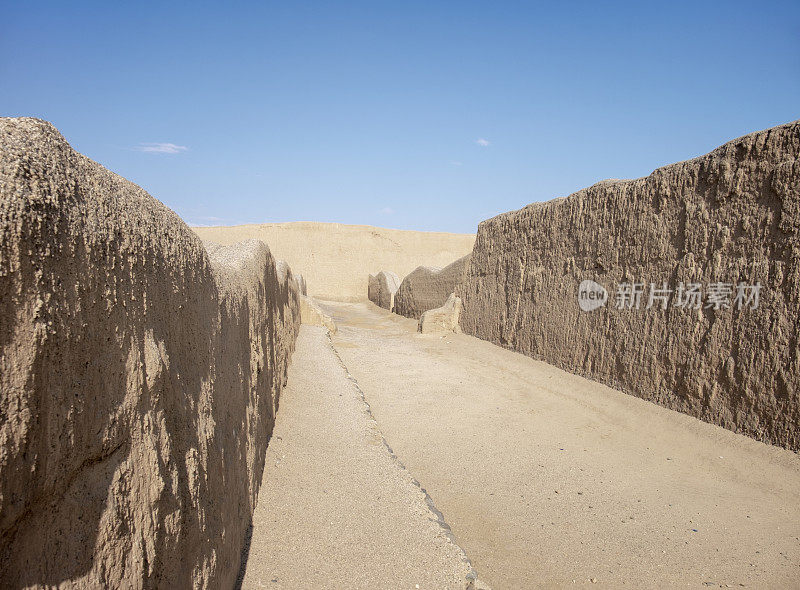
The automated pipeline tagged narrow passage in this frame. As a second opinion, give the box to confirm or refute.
[241,325,479,589]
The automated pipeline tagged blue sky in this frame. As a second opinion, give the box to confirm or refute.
[2,1,798,233]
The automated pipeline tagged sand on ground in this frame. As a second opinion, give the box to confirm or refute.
[240,325,477,589]
[321,301,800,589]
[192,222,475,301]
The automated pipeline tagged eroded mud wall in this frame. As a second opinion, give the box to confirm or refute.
[393,266,440,318]
[0,118,300,587]
[367,270,400,310]
[459,121,800,450]
[394,254,470,320]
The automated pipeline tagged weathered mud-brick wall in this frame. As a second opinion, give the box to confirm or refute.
[394,254,470,320]
[459,121,800,450]
[0,118,300,588]
[368,270,400,310]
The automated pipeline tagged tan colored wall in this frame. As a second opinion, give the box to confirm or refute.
[368,270,400,310]
[193,222,475,301]
[299,294,336,333]
[394,254,471,320]
[0,118,300,587]
[459,121,800,450]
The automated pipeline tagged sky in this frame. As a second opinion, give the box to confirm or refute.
[1,1,798,233]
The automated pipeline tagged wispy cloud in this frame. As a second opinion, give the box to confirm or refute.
[134,142,188,154]
[185,215,227,227]
[475,138,490,147]
[451,160,463,166]
[380,207,395,215]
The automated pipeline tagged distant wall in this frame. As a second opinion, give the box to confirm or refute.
[193,222,475,301]
[394,255,470,320]
[0,118,300,587]
[459,121,800,450]
[368,270,400,310]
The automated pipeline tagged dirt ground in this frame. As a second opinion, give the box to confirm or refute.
[320,301,800,588]
[240,326,477,589]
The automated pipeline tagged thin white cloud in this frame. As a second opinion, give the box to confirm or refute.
[134,142,188,154]
[451,160,463,166]
[380,207,395,215]
[475,138,490,147]
[185,215,227,227]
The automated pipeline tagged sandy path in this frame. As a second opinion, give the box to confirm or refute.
[321,301,800,589]
[240,325,477,589]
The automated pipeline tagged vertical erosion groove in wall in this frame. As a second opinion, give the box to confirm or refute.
[459,121,800,451]
[0,118,301,588]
